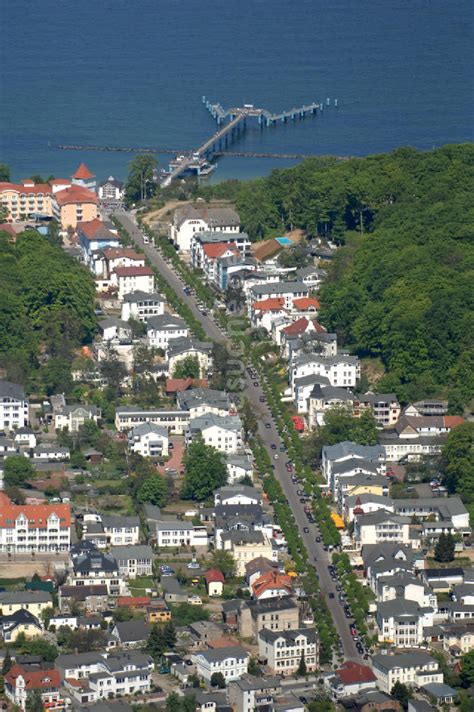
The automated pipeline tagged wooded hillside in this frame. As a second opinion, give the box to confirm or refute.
[209,144,474,405]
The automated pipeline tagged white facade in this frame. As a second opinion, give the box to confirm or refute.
[194,646,249,684]
[0,382,28,431]
[115,407,189,435]
[121,291,165,321]
[291,355,360,393]
[116,268,155,299]
[0,499,71,553]
[354,511,411,546]
[258,629,318,676]
[54,405,100,433]
[146,316,188,350]
[155,521,208,548]
[187,413,243,454]
[128,422,169,458]
[373,653,443,694]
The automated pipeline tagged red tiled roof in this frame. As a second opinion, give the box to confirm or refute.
[0,223,17,237]
[208,636,240,648]
[293,297,320,311]
[336,661,376,685]
[166,377,208,393]
[252,297,285,312]
[0,492,71,529]
[312,321,327,333]
[55,185,98,206]
[6,665,60,691]
[205,569,225,584]
[282,317,309,336]
[77,218,109,238]
[114,265,154,277]
[444,416,464,429]
[203,243,239,259]
[117,596,151,607]
[72,162,95,180]
[0,181,52,195]
[252,570,292,598]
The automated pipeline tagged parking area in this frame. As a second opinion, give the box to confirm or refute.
[157,435,184,476]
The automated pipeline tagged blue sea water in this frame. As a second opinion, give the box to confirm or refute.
[1,0,473,183]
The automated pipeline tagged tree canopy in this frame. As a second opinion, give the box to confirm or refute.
[125,153,158,204]
[0,230,96,388]
[181,438,227,501]
[172,355,200,379]
[137,474,170,507]
[441,422,474,503]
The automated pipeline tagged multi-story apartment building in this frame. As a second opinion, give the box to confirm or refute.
[372,652,443,694]
[121,290,164,321]
[0,493,71,553]
[171,204,241,252]
[354,510,411,546]
[155,520,208,548]
[354,392,401,426]
[186,412,243,454]
[238,596,300,638]
[258,628,319,675]
[115,265,155,299]
[53,184,98,230]
[0,381,28,431]
[115,407,190,434]
[0,180,54,221]
[291,353,360,392]
[193,646,249,684]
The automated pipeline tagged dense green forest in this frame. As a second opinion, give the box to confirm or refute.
[206,144,474,405]
[0,230,96,392]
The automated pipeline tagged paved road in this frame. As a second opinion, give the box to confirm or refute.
[113,211,362,662]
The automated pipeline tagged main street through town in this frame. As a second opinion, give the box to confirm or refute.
[114,210,362,662]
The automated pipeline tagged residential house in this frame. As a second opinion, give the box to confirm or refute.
[226,454,254,485]
[160,577,188,604]
[372,652,443,694]
[250,298,289,332]
[307,384,355,424]
[258,628,318,675]
[98,317,132,342]
[177,388,230,418]
[0,381,29,431]
[155,520,208,549]
[54,185,98,229]
[13,426,37,448]
[97,247,145,280]
[238,596,299,638]
[193,646,249,684]
[345,494,394,523]
[121,290,165,321]
[168,337,213,378]
[77,218,120,266]
[0,493,71,553]
[354,510,411,547]
[295,265,327,289]
[190,229,251,267]
[1,609,43,642]
[115,406,189,434]
[321,442,385,489]
[214,485,261,507]
[5,664,62,711]
[146,314,188,350]
[392,497,470,535]
[291,353,360,393]
[324,661,377,700]
[354,393,401,427]
[171,204,241,253]
[70,548,124,596]
[227,675,282,712]
[205,570,225,597]
[112,619,150,648]
[31,443,70,461]
[54,404,101,432]
[115,266,155,299]
[110,545,154,579]
[98,176,124,202]
[336,473,390,512]
[102,515,140,545]
[58,584,109,613]
[201,242,240,283]
[0,590,52,619]
[221,531,274,576]
[245,557,280,587]
[252,570,293,600]
[439,622,474,654]
[376,599,433,647]
[187,412,243,454]
[128,422,169,458]
[249,281,309,313]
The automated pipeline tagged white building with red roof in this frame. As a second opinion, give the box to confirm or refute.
[250,297,288,332]
[202,242,240,283]
[325,660,377,699]
[5,664,62,711]
[0,492,71,553]
[205,569,225,596]
[71,162,96,192]
[77,218,120,265]
[115,265,155,299]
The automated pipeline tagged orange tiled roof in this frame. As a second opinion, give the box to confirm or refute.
[0,181,52,195]
[444,416,465,429]
[293,297,320,310]
[252,570,293,598]
[203,243,239,259]
[282,317,309,336]
[114,265,154,277]
[117,596,151,607]
[77,218,107,238]
[205,569,225,584]
[72,162,95,180]
[6,665,60,690]
[166,377,208,393]
[0,492,71,529]
[252,297,285,312]
[55,185,98,206]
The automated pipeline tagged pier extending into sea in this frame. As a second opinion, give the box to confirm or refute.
[57,96,339,184]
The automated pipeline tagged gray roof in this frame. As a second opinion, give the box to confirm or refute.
[177,204,240,229]
[61,404,99,416]
[362,543,413,569]
[196,645,248,663]
[216,485,260,501]
[110,545,153,562]
[198,230,248,244]
[177,388,229,411]
[114,619,149,643]
[168,337,212,358]
[372,651,436,671]
[296,265,327,278]
[293,353,359,367]
[310,384,354,401]
[226,453,253,470]
[360,391,399,405]
[393,497,468,518]
[231,673,281,692]
[221,530,265,545]
[0,381,25,400]
[252,280,307,296]
[98,317,130,331]
[245,595,298,617]
[147,314,187,330]
[189,412,242,433]
[259,627,317,645]
[102,515,139,528]
[377,599,423,619]
[332,458,380,476]
[156,520,194,531]
[0,591,52,604]
[346,493,393,508]
[56,650,103,669]
[129,422,168,438]
[421,682,456,698]
[123,290,163,303]
[323,441,384,462]
[355,510,409,526]
[339,473,389,490]
[293,374,331,388]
